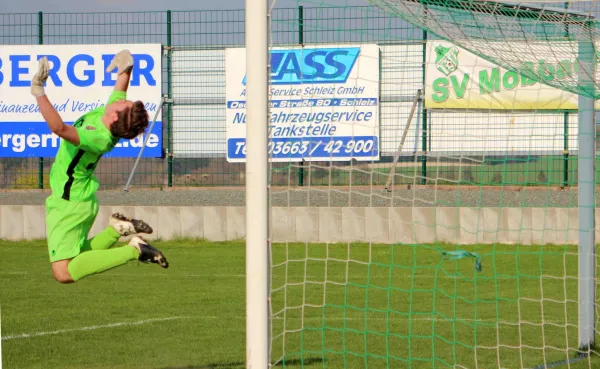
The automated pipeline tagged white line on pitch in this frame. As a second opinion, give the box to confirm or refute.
[1,316,187,341]
[0,272,28,275]
[106,273,248,278]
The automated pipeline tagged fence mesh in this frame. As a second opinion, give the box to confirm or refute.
[0,6,587,189]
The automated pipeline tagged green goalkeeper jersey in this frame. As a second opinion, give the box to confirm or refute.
[49,91,124,202]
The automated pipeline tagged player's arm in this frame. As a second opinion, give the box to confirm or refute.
[106,49,134,93]
[31,57,80,146]
[36,95,79,146]
[114,69,132,93]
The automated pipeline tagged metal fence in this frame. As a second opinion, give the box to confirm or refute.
[0,6,584,190]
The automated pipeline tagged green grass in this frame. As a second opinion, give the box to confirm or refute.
[0,239,598,369]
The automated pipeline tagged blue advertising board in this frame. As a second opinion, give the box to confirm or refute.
[0,44,163,158]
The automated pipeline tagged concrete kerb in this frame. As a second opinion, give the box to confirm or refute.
[0,205,586,245]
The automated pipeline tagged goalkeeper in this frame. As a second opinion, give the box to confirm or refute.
[32,50,169,284]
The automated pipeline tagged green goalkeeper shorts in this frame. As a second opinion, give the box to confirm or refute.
[45,194,99,263]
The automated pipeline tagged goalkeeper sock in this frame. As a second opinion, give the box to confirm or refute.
[67,246,139,282]
[81,227,121,252]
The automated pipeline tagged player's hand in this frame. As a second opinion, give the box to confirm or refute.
[31,57,49,97]
[106,49,134,75]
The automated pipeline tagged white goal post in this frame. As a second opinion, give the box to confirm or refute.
[245,0,270,368]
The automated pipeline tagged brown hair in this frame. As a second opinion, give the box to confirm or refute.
[110,101,149,139]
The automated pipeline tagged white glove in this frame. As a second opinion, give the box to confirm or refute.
[31,57,49,97]
[106,49,134,75]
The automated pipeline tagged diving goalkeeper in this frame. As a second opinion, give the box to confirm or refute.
[32,50,169,284]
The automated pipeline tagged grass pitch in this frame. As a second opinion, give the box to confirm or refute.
[0,239,598,369]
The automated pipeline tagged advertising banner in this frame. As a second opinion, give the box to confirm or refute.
[0,44,162,157]
[425,40,598,110]
[225,44,380,162]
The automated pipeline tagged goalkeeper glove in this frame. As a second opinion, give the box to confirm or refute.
[106,49,134,75]
[31,57,49,97]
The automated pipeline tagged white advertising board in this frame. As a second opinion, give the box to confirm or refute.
[0,44,162,157]
[225,44,380,162]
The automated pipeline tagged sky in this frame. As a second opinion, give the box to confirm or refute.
[1,0,370,13]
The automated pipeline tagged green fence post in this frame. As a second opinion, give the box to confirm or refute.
[298,6,305,186]
[421,29,428,185]
[563,111,569,187]
[166,10,173,188]
[38,11,44,189]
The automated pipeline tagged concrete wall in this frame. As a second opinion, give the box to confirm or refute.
[0,205,586,245]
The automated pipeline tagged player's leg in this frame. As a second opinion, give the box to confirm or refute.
[81,212,154,252]
[109,213,153,237]
[67,236,168,282]
[67,197,167,281]
[46,196,167,283]
[51,260,74,283]
[82,226,120,252]
[66,241,142,282]
[45,195,97,283]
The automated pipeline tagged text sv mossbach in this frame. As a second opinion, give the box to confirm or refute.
[0,48,162,158]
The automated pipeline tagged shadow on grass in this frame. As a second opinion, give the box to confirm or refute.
[161,357,324,369]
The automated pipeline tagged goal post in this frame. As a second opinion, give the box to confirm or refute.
[245,0,270,368]
[576,31,596,354]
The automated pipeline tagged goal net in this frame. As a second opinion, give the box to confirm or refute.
[242,1,600,368]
